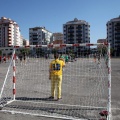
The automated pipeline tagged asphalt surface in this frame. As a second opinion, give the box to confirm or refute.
[0,58,120,120]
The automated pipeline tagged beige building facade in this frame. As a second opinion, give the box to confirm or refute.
[0,17,22,47]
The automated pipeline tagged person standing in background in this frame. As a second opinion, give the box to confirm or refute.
[49,53,65,100]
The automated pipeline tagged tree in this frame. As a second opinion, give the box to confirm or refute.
[52,48,58,54]
[20,48,30,55]
[110,48,114,56]
[36,48,45,57]
[97,45,107,56]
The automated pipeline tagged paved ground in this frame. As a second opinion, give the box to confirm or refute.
[0,58,120,120]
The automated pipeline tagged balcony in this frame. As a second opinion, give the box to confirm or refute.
[68,34,74,37]
[33,42,38,45]
[76,30,82,33]
[68,37,74,40]
[8,34,11,36]
[115,37,120,39]
[68,27,74,29]
[32,37,38,39]
[67,41,74,44]
[115,41,120,44]
[8,37,11,39]
[8,31,12,33]
[76,38,82,40]
[8,44,12,46]
[76,34,82,36]
[76,38,82,42]
[76,26,82,29]
[115,28,120,30]
[31,40,39,42]
[68,30,74,33]
[115,34,120,37]
[68,38,74,41]
[8,28,11,30]
[115,23,120,26]
[32,33,38,35]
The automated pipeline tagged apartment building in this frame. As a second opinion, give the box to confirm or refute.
[23,39,29,46]
[97,39,107,47]
[29,27,52,45]
[63,18,90,54]
[53,32,64,41]
[52,33,64,53]
[0,17,21,47]
[107,16,120,56]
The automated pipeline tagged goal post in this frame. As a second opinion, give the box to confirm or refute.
[0,48,15,103]
[0,43,111,120]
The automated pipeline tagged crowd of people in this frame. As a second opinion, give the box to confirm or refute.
[0,52,27,65]
[0,55,10,63]
[17,53,27,65]
[0,52,106,66]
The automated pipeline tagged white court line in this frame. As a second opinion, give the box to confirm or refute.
[63,74,108,78]
[0,110,88,120]
[14,100,106,109]
[6,100,15,105]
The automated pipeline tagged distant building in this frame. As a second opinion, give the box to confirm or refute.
[97,39,107,49]
[53,33,64,41]
[0,17,22,47]
[29,27,52,45]
[107,16,120,56]
[63,18,90,54]
[97,39,107,43]
[52,40,63,44]
[23,39,29,46]
[20,35,23,46]
[52,33,64,53]
[52,40,63,53]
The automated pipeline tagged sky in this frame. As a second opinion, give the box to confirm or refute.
[0,0,120,43]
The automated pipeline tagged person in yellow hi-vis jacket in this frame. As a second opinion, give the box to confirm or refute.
[49,53,65,100]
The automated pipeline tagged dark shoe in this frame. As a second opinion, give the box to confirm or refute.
[48,96,54,99]
[57,98,62,101]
